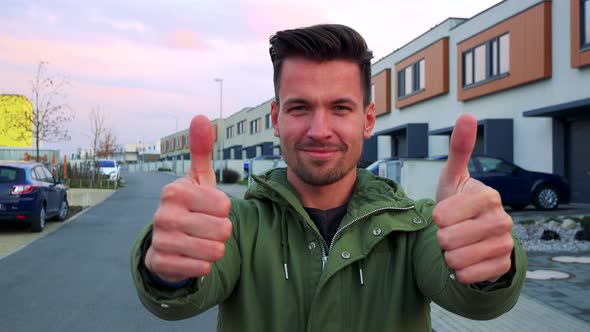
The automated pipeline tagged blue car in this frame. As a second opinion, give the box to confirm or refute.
[0,162,69,232]
[431,155,570,210]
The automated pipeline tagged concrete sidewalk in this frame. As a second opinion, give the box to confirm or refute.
[431,294,589,331]
[67,188,116,207]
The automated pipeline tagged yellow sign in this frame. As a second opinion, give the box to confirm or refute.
[0,95,33,147]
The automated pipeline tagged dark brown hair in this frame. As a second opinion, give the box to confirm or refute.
[269,24,374,107]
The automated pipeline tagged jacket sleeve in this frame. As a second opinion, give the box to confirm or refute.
[412,199,527,320]
[129,207,242,321]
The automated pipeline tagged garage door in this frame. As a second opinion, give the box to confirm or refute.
[567,119,590,203]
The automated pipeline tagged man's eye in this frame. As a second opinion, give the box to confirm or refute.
[289,105,307,112]
[334,105,351,112]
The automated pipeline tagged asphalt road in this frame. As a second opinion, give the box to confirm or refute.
[0,171,218,332]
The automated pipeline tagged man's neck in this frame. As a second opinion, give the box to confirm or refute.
[287,168,357,210]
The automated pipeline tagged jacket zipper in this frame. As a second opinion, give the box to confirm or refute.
[298,218,329,270]
[327,206,415,256]
[251,176,331,270]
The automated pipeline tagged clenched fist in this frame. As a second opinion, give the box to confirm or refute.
[434,114,514,285]
[145,115,233,283]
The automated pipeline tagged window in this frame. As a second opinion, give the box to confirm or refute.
[463,34,510,87]
[397,59,425,98]
[237,120,246,135]
[226,125,234,139]
[371,84,375,103]
[478,157,516,174]
[265,113,271,129]
[583,0,590,48]
[250,118,261,135]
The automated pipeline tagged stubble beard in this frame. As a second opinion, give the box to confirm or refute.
[289,150,357,186]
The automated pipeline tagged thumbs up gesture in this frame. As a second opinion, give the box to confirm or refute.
[433,114,513,284]
[145,116,233,283]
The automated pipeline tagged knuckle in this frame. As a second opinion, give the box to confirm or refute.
[432,206,443,226]
[160,183,179,202]
[220,218,233,240]
[486,189,502,208]
[444,251,460,269]
[151,235,168,253]
[212,242,226,261]
[437,229,450,250]
[455,270,471,284]
[501,215,513,233]
[501,236,514,253]
[197,261,212,276]
[502,257,512,272]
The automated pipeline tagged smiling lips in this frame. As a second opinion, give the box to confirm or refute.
[297,144,345,160]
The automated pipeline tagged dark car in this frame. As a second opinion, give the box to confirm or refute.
[431,155,570,210]
[0,162,69,232]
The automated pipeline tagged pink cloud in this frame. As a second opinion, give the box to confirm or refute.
[237,0,329,39]
[167,29,207,50]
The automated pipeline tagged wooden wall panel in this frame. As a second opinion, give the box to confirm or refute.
[457,2,552,101]
[394,38,450,109]
[372,69,391,117]
[571,0,590,68]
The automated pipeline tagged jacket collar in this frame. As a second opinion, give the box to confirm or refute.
[245,167,417,221]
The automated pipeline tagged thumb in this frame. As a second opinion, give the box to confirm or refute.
[188,115,216,187]
[436,114,477,201]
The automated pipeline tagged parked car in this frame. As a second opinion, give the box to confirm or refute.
[0,162,69,232]
[365,157,400,176]
[243,155,283,178]
[430,155,570,210]
[97,159,120,181]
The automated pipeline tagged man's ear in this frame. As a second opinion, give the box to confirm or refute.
[271,100,280,137]
[363,102,375,139]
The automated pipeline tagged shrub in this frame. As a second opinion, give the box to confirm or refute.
[157,167,172,172]
[216,168,240,184]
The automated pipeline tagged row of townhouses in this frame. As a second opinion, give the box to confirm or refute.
[160,0,590,203]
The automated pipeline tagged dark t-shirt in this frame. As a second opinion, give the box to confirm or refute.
[304,204,348,245]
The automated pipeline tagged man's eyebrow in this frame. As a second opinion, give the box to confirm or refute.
[332,98,358,107]
[282,98,309,106]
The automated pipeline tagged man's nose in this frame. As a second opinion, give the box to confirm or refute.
[307,111,332,139]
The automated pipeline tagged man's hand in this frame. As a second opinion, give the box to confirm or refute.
[433,114,513,284]
[145,115,233,283]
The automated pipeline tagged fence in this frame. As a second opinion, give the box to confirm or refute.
[128,159,287,182]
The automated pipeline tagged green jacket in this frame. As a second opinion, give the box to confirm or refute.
[131,168,527,332]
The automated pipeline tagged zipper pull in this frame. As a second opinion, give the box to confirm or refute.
[322,255,328,271]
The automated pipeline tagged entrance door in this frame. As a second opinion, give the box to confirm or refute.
[566,119,590,203]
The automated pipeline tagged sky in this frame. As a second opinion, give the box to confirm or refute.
[0,0,502,156]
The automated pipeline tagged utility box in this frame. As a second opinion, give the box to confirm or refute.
[379,159,446,201]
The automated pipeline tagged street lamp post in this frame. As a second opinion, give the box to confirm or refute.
[214,78,223,183]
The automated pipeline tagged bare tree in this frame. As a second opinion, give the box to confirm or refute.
[89,105,105,163]
[98,128,117,159]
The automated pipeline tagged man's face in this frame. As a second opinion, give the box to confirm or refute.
[271,57,375,186]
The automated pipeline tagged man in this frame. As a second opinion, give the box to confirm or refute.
[131,24,526,331]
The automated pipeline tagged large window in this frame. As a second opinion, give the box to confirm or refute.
[463,34,510,87]
[237,120,246,135]
[397,59,425,98]
[583,0,590,48]
[226,125,234,139]
[250,118,261,135]
[265,113,271,129]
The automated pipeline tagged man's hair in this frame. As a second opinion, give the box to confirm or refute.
[269,24,374,107]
